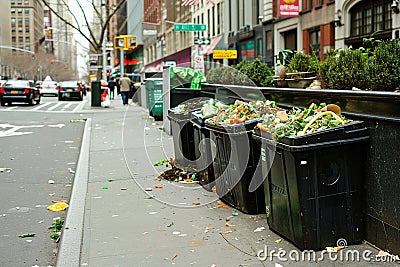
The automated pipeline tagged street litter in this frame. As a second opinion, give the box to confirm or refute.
[218,203,229,209]
[172,231,181,235]
[148,212,157,215]
[68,168,75,174]
[102,186,108,190]
[51,200,67,203]
[275,238,282,243]
[154,185,164,189]
[121,188,127,190]
[19,233,36,238]
[232,211,239,216]
[326,246,344,253]
[254,227,265,233]
[154,159,169,166]
[47,202,69,211]
[192,202,201,205]
[68,119,86,123]
[49,219,63,241]
[48,180,55,184]
[145,188,153,191]
[0,167,12,173]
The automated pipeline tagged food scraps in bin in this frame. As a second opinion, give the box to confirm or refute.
[207,100,279,125]
[256,103,352,140]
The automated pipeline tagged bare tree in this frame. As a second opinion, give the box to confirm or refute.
[39,0,127,80]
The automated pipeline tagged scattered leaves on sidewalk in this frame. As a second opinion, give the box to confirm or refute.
[275,238,282,244]
[154,185,164,189]
[18,233,36,238]
[218,203,229,209]
[47,202,69,212]
[192,201,201,205]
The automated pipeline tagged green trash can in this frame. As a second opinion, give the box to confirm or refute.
[145,78,163,120]
[91,81,101,107]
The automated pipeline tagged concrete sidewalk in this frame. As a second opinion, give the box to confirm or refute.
[57,93,399,267]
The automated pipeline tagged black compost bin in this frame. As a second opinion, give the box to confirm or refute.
[206,120,265,214]
[190,111,215,191]
[253,121,369,250]
[167,110,199,170]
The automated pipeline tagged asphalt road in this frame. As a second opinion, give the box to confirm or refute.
[0,110,86,267]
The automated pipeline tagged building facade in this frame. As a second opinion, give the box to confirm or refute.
[0,1,12,79]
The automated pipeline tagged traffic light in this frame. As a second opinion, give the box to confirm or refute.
[31,53,35,60]
[45,29,51,37]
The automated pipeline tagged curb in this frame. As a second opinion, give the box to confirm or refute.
[56,118,92,267]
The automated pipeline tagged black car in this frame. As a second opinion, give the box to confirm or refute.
[58,81,84,101]
[0,80,41,106]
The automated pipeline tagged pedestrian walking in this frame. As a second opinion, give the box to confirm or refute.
[107,78,116,100]
[118,74,132,105]
[116,76,121,95]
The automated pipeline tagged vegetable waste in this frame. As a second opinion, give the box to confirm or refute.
[256,103,352,140]
[207,100,279,125]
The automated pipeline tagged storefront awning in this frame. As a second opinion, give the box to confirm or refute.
[143,62,162,72]
[203,36,223,55]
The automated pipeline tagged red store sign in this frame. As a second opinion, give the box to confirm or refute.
[279,0,299,17]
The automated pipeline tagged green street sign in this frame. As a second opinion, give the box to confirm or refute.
[174,24,207,32]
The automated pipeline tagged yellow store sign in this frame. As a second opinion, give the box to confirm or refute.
[213,50,238,59]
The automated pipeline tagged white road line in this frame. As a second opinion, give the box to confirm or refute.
[31,102,52,111]
[47,102,63,111]
[64,103,73,109]
[73,100,87,112]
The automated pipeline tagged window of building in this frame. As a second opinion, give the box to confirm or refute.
[25,36,30,43]
[350,0,392,37]
[25,18,29,24]
[18,18,22,25]
[12,36,16,43]
[212,6,215,36]
[25,8,29,14]
[11,0,15,4]
[18,27,22,32]
[25,45,30,51]
[310,28,320,59]
[24,0,29,4]
[317,0,323,7]
[25,26,29,32]
[11,8,15,14]
[18,36,23,42]
[11,27,16,33]
[18,8,22,13]
[17,0,22,4]
[11,18,16,25]
[217,3,221,35]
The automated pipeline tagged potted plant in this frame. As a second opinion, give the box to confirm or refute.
[284,51,320,88]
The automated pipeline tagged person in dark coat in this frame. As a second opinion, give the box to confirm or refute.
[107,78,116,100]
[116,76,121,95]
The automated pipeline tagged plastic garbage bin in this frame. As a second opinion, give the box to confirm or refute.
[206,120,265,214]
[253,121,369,250]
[145,78,163,120]
[91,81,101,107]
[190,111,215,191]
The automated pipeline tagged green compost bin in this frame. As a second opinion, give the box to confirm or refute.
[145,78,163,120]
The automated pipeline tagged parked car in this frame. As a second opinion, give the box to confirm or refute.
[58,80,84,101]
[0,80,41,106]
[40,80,59,96]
